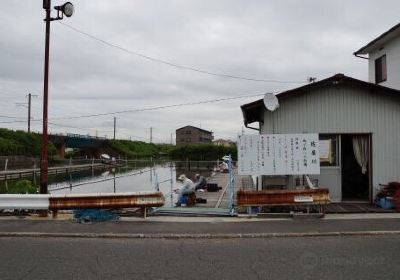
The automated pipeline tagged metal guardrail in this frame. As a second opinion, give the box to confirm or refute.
[0,195,48,210]
[0,191,165,210]
[237,189,330,206]
[237,188,330,214]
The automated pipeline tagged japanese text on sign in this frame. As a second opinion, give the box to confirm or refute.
[238,134,320,175]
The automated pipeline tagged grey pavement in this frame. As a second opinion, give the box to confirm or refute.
[0,235,399,280]
[1,215,400,237]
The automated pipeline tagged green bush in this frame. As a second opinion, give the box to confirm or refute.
[108,139,174,158]
[0,128,56,156]
[3,180,38,194]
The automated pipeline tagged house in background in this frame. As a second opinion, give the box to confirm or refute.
[176,125,214,146]
[354,22,400,89]
[241,23,400,203]
[213,139,236,147]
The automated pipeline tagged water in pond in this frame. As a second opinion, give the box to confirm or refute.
[51,164,179,206]
[1,161,214,208]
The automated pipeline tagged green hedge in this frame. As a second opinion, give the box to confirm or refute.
[108,139,174,158]
[169,144,237,161]
[0,128,56,156]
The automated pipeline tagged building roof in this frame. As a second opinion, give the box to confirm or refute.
[213,138,235,144]
[354,22,400,55]
[241,73,400,126]
[176,125,213,134]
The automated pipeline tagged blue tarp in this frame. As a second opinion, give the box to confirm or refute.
[73,209,120,223]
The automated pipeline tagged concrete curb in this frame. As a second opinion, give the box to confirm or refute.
[1,212,399,222]
[1,230,400,239]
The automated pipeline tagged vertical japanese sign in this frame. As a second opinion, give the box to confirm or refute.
[238,134,320,175]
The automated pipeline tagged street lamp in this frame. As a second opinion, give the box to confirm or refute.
[40,0,74,195]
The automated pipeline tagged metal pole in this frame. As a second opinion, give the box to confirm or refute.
[33,160,37,185]
[113,117,116,140]
[228,155,235,215]
[170,162,173,207]
[40,0,51,195]
[113,172,116,193]
[28,93,31,133]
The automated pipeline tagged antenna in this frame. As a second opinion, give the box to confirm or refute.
[307,77,317,83]
[263,93,279,111]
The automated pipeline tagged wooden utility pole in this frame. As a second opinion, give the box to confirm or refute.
[150,127,153,143]
[28,93,32,133]
[40,0,51,195]
[16,93,36,133]
[113,117,116,140]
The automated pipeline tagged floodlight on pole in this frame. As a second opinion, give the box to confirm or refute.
[54,2,74,19]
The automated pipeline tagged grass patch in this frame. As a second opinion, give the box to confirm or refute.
[0,180,38,194]
[0,128,56,156]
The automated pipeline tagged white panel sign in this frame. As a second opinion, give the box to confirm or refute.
[238,134,320,175]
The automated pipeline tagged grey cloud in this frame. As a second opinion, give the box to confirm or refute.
[1,0,399,142]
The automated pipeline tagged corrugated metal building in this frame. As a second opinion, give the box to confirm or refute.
[241,74,400,202]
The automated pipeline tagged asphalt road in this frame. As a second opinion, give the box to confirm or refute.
[0,236,399,280]
[1,217,400,235]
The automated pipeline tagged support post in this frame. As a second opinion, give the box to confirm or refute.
[228,155,235,215]
[28,93,32,133]
[113,117,116,140]
[40,0,51,196]
[150,127,153,143]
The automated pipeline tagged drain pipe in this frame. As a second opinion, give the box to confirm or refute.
[354,53,368,60]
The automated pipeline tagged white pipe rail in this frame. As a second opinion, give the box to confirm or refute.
[0,191,165,210]
[0,194,49,210]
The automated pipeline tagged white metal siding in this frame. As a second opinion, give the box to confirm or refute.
[261,84,400,199]
[368,36,400,90]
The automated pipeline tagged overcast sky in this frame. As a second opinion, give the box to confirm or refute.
[0,1,399,143]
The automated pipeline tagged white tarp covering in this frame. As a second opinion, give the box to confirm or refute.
[238,134,320,175]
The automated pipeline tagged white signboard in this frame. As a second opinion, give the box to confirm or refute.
[238,134,320,175]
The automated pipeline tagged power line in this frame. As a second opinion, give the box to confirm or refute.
[0,92,266,124]
[0,115,27,120]
[58,22,304,85]
[48,122,114,134]
[0,118,112,135]
[0,89,32,97]
[0,119,29,124]
[50,92,267,120]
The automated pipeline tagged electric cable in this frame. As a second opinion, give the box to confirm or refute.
[58,22,304,84]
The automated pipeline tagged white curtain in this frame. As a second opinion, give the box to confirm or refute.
[352,135,369,174]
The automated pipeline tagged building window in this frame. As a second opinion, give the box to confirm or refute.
[319,134,339,167]
[375,55,387,84]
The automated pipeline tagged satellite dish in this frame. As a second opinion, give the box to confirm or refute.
[263,93,279,111]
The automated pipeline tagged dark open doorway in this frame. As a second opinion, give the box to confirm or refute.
[341,134,369,201]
